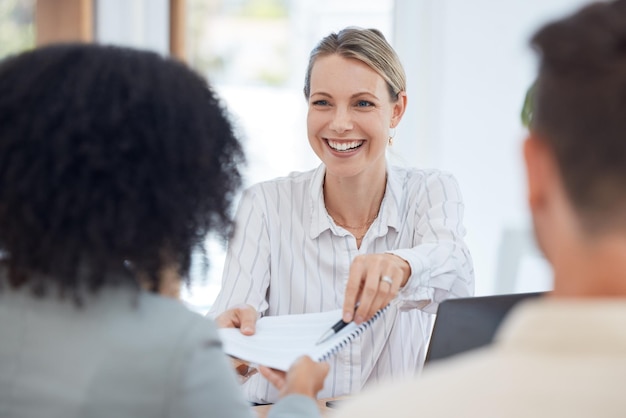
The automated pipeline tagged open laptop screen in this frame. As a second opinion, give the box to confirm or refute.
[425,292,544,364]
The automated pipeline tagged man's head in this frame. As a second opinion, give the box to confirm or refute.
[525,0,626,294]
[0,44,244,302]
[529,0,626,232]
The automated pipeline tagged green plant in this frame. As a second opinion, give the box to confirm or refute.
[521,81,536,128]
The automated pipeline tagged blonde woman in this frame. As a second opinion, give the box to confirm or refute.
[211,27,475,403]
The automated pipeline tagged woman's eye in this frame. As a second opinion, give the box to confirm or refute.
[356,100,374,107]
[312,100,329,106]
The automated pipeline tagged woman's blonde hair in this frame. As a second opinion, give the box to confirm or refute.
[303,27,406,101]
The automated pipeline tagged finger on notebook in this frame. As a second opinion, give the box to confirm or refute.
[342,270,362,323]
[387,275,401,303]
[345,256,373,323]
[214,304,257,335]
[381,272,401,308]
[214,310,237,328]
[353,268,380,324]
[284,356,329,398]
[297,357,329,395]
[369,282,390,318]
[259,365,286,390]
[235,305,258,335]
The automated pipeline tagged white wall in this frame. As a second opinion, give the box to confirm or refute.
[93,0,595,306]
[393,0,592,295]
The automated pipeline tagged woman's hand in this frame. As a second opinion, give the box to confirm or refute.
[214,304,258,335]
[259,356,329,399]
[342,253,411,324]
[214,304,260,379]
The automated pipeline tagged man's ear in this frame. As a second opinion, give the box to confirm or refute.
[523,134,555,212]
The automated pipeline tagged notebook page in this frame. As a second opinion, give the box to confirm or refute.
[218,309,361,371]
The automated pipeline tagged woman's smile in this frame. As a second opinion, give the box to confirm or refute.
[326,139,365,152]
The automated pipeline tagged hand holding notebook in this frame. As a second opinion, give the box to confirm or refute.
[218,306,389,371]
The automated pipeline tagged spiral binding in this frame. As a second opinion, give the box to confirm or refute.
[317,304,391,362]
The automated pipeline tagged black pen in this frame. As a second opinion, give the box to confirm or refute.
[317,303,363,345]
[316,302,389,345]
[315,317,350,345]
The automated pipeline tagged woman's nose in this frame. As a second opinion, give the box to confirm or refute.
[328,108,353,133]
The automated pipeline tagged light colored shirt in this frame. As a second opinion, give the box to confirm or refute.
[209,164,474,403]
[334,298,626,418]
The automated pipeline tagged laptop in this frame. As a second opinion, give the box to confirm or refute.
[424,292,544,364]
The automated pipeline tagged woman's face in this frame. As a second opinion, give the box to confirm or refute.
[306,54,405,180]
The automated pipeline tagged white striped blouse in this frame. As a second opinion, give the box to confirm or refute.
[209,163,475,403]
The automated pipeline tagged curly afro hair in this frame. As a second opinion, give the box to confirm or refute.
[0,43,244,302]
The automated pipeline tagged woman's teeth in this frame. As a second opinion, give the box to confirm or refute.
[327,140,364,151]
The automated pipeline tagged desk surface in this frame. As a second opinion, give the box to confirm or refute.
[253,397,339,418]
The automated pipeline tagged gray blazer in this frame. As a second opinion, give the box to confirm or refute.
[0,283,319,418]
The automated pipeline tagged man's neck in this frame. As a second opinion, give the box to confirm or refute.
[551,234,626,298]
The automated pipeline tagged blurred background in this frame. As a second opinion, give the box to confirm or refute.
[1,0,593,312]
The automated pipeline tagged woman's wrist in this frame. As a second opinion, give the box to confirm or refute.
[389,253,411,287]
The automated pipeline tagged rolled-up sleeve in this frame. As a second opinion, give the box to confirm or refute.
[387,172,474,313]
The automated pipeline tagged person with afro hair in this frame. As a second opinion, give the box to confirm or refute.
[0,43,327,418]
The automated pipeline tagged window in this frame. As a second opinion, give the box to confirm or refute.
[0,0,35,59]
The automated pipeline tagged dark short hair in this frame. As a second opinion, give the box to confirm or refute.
[531,0,626,232]
[0,44,244,302]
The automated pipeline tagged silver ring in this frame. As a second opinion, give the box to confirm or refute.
[380,276,393,285]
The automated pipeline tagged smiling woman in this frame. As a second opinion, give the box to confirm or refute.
[208,27,475,405]
[306,53,405,187]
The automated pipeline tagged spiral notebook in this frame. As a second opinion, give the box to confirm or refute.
[218,306,389,371]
